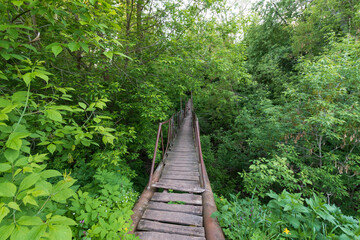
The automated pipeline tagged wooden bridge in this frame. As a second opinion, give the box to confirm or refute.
[130,100,224,240]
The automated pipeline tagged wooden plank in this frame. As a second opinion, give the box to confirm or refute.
[151,192,202,205]
[161,174,199,181]
[152,182,204,194]
[165,166,198,172]
[136,231,206,240]
[167,157,197,160]
[158,179,199,186]
[142,209,203,226]
[165,163,198,167]
[147,201,202,215]
[163,170,199,176]
[166,160,197,164]
[137,220,205,237]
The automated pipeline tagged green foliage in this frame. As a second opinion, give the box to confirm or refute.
[241,155,300,198]
[69,170,139,240]
[214,190,360,240]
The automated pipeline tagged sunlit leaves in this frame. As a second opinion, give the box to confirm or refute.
[0,182,17,197]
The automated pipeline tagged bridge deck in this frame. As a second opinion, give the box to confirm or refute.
[135,111,206,239]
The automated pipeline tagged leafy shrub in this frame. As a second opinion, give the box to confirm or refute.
[213,190,360,240]
[69,169,139,240]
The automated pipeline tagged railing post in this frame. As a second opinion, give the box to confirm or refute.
[148,123,162,189]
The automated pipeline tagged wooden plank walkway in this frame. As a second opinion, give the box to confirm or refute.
[135,110,206,239]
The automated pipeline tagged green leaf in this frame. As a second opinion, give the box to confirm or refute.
[22,72,32,86]
[51,188,75,203]
[18,216,44,226]
[48,225,72,240]
[8,202,20,211]
[47,144,56,154]
[35,181,52,195]
[29,153,48,163]
[51,45,63,57]
[79,42,89,53]
[103,51,113,60]
[40,170,61,178]
[114,51,133,60]
[6,137,22,151]
[78,102,87,109]
[4,149,20,163]
[0,224,15,240]
[12,1,24,7]
[49,215,77,226]
[12,91,28,103]
[0,182,17,197]
[0,207,10,224]
[67,42,80,52]
[0,70,8,80]
[0,113,8,120]
[45,109,63,122]
[6,132,30,151]
[23,195,38,206]
[19,173,40,192]
[34,71,49,83]
[25,225,46,240]
[0,163,11,172]
[0,40,10,49]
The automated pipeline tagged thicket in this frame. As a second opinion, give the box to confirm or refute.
[194,0,360,239]
[0,0,359,239]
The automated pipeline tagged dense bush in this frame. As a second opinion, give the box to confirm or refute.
[213,190,360,240]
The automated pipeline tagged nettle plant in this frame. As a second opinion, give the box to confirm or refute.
[0,60,116,239]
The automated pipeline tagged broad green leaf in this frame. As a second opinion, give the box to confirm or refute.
[103,51,113,60]
[34,71,49,83]
[6,132,29,151]
[51,188,75,203]
[40,170,61,178]
[0,40,10,49]
[48,215,77,226]
[47,144,56,154]
[19,173,40,192]
[12,1,23,7]
[24,225,46,240]
[9,225,29,240]
[4,149,20,163]
[6,137,22,151]
[0,182,17,197]
[8,202,20,211]
[0,206,10,223]
[0,224,15,240]
[1,104,17,114]
[67,42,80,52]
[35,181,52,195]
[18,216,44,226]
[78,102,87,109]
[48,225,72,240]
[0,113,8,121]
[51,45,63,57]
[22,72,32,86]
[23,195,38,206]
[45,109,63,122]
[29,153,48,163]
[79,42,89,53]
[0,163,11,172]
[11,91,28,103]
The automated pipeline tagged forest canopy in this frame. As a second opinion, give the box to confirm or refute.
[0,0,359,239]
